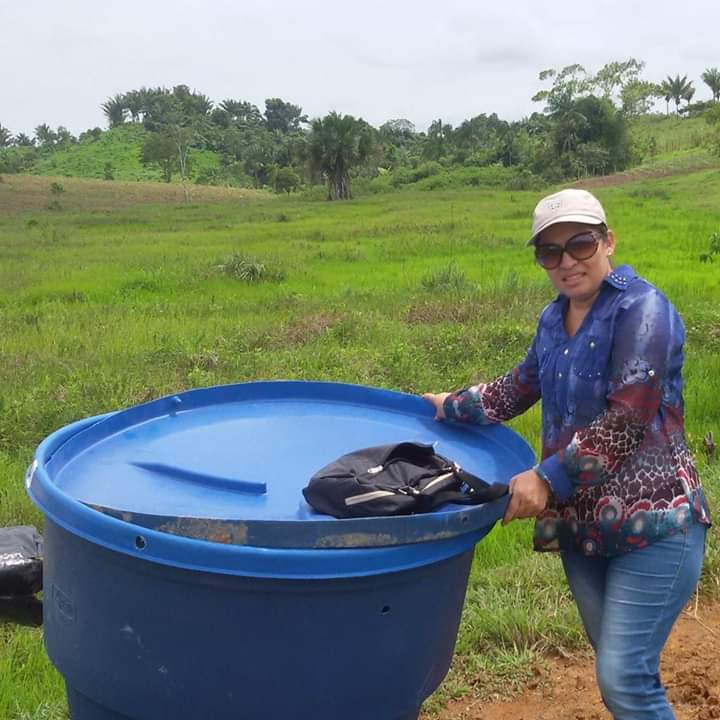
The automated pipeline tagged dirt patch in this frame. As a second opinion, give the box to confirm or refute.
[284,312,338,346]
[432,601,720,720]
[572,159,720,189]
[406,300,482,325]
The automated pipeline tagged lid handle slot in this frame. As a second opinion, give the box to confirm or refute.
[130,461,267,495]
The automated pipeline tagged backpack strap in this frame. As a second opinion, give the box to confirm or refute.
[416,466,508,511]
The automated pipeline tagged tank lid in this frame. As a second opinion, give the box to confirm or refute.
[28,382,533,577]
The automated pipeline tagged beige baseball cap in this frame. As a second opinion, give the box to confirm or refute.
[529,188,607,245]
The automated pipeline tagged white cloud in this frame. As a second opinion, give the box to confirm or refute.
[1,0,718,135]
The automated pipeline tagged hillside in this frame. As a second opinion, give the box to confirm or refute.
[1,114,717,192]
[2,125,220,183]
[630,114,711,155]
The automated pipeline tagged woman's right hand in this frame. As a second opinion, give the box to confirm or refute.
[421,392,450,421]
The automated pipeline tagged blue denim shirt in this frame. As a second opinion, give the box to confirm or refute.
[444,265,710,555]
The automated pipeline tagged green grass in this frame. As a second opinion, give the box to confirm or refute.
[630,113,713,156]
[28,125,219,183]
[1,173,719,718]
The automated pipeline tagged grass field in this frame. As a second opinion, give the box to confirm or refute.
[630,114,712,156]
[1,171,719,719]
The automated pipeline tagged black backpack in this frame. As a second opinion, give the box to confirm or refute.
[302,442,508,519]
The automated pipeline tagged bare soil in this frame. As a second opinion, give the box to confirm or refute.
[436,601,720,720]
[572,159,720,189]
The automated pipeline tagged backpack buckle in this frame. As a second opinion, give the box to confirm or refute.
[398,486,421,497]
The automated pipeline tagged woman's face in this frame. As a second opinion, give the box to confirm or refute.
[536,221,615,303]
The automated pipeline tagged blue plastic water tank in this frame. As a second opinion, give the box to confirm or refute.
[27,381,534,720]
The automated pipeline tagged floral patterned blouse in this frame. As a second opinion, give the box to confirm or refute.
[443,264,710,556]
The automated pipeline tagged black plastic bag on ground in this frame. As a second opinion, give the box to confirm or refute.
[0,596,43,627]
[0,525,43,597]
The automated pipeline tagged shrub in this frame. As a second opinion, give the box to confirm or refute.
[421,262,473,293]
[699,231,720,263]
[215,253,286,283]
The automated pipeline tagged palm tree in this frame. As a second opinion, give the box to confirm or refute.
[702,68,720,102]
[659,80,672,115]
[683,85,696,111]
[101,94,127,128]
[34,123,57,148]
[124,90,144,122]
[14,132,34,147]
[423,119,451,161]
[219,99,263,127]
[0,123,11,148]
[663,75,694,115]
[171,85,213,118]
[308,112,374,200]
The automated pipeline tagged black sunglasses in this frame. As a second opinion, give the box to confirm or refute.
[534,231,600,270]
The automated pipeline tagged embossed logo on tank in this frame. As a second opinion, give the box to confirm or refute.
[53,585,76,623]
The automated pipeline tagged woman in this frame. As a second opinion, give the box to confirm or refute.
[423,188,710,720]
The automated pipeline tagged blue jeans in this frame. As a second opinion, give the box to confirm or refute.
[560,522,707,720]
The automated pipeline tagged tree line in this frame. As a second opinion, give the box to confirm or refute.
[2,60,720,200]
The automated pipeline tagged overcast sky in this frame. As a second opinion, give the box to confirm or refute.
[1,0,718,136]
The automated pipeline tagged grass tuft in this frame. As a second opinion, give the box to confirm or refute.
[214,253,286,283]
[421,262,473,293]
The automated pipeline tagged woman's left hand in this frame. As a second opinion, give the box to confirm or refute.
[502,469,551,525]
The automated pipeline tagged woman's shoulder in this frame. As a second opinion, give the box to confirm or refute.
[609,265,677,311]
[623,266,675,310]
[610,268,685,343]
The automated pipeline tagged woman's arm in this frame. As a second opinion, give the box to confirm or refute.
[431,337,542,425]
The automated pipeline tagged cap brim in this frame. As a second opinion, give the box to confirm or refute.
[527,214,605,245]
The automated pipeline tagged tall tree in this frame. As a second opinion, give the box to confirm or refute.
[34,124,57,148]
[264,98,307,133]
[662,75,694,115]
[13,133,34,147]
[0,124,12,148]
[172,85,213,118]
[55,126,75,147]
[223,124,276,186]
[683,85,696,110]
[124,90,144,122]
[218,99,263,127]
[592,59,645,103]
[660,83,672,115]
[308,112,374,200]
[141,95,207,199]
[141,132,179,182]
[101,94,127,128]
[621,80,661,116]
[423,119,452,161]
[379,119,416,144]
[140,88,175,130]
[451,114,508,164]
[532,64,592,114]
[702,68,720,102]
